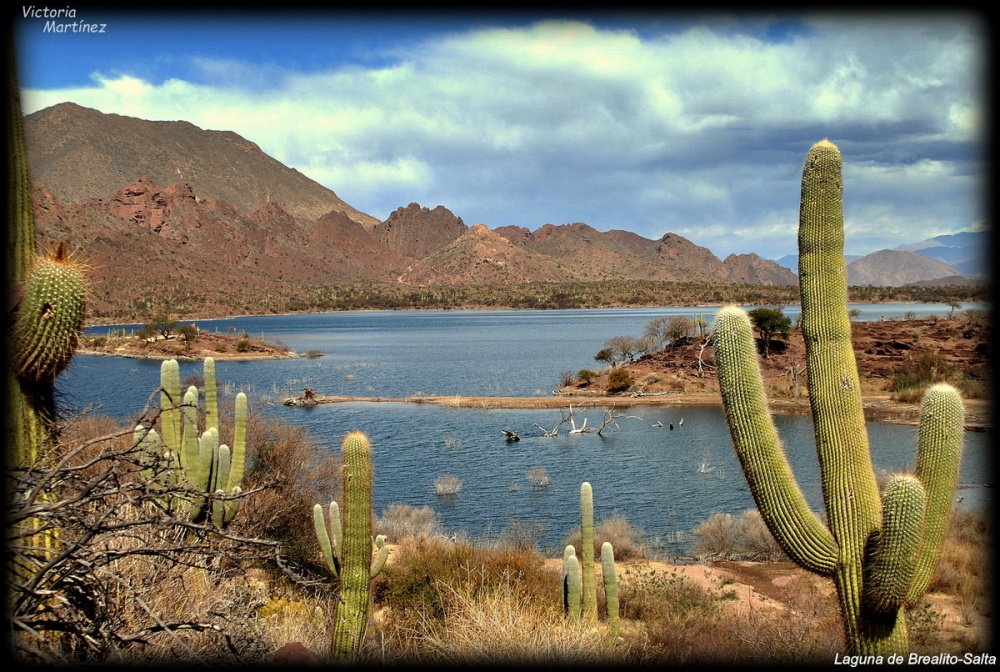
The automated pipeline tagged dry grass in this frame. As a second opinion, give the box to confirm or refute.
[392,573,622,664]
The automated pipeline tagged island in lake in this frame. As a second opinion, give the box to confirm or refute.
[78,324,298,361]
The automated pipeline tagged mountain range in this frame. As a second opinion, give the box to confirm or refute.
[22,103,982,318]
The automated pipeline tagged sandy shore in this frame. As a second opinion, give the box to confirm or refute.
[287,392,991,430]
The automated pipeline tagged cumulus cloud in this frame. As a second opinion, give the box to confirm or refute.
[21,13,985,259]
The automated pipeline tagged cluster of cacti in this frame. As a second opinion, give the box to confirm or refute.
[692,312,708,338]
[136,357,247,526]
[562,482,620,639]
[712,139,965,655]
[312,431,389,661]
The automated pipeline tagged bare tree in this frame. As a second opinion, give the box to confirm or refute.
[642,315,693,351]
[603,335,644,366]
[594,406,642,436]
[533,405,588,437]
[5,413,295,665]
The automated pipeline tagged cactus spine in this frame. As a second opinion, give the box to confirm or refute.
[312,431,388,662]
[140,357,246,526]
[712,139,965,655]
[580,481,598,624]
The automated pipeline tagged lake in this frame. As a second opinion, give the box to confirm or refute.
[60,303,991,555]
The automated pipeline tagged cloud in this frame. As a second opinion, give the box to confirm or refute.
[21,14,985,259]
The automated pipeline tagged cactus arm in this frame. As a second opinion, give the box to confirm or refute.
[203,356,218,432]
[226,392,247,492]
[187,427,217,522]
[580,482,598,623]
[863,475,926,615]
[135,425,159,480]
[329,501,343,553]
[331,431,375,662]
[314,503,340,576]
[211,444,232,527]
[601,542,620,641]
[180,387,199,475]
[906,384,965,603]
[371,535,389,578]
[159,360,182,457]
[713,306,838,574]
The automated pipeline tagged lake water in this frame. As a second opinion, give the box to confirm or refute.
[60,303,992,555]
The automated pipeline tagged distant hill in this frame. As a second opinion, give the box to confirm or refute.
[774,228,988,286]
[371,203,468,259]
[21,102,921,319]
[894,231,989,278]
[723,253,797,286]
[847,250,963,287]
[24,102,378,228]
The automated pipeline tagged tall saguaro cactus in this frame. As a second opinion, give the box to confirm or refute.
[6,34,87,470]
[312,431,388,662]
[713,139,965,655]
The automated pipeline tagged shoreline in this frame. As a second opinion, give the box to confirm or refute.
[284,392,992,431]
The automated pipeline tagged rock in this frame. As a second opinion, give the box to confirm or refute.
[272,641,319,665]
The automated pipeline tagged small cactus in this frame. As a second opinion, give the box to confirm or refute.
[601,541,620,641]
[562,544,581,624]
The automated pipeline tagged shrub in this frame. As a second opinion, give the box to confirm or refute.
[377,503,444,541]
[691,510,788,561]
[240,416,342,571]
[526,467,550,488]
[576,369,598,385]
[562,513,647,562]
[605,368,635,394]
[735,510,786,561]
[435,475,462,496]
[372,536,556,626]
[691,512,737,560]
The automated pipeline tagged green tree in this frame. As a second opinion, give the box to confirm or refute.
[747,307,791,358]
[594,348,614,367]
[146,313,178,340]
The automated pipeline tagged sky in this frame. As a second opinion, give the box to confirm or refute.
[12,7,990,261]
